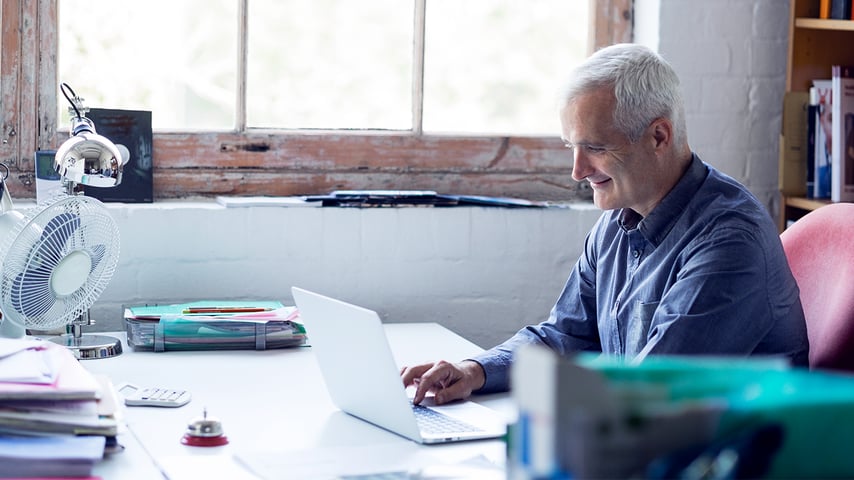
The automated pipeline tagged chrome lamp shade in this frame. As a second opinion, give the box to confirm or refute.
[54,115,126,188]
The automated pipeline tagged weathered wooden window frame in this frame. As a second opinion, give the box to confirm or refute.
[0,0,631,201]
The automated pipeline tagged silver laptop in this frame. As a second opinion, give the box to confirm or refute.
[291,286,507,444]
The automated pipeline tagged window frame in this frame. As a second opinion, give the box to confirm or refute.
[0,0,631,200]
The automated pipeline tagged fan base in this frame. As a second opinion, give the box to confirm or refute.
[50,333,123,359]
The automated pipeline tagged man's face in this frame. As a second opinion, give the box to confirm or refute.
[560,87,664,217]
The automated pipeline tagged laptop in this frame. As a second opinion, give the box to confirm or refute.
[291,287,507,444]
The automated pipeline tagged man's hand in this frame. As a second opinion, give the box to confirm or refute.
[400,360,486,405]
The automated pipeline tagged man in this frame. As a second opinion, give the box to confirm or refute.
[401,43,809,406]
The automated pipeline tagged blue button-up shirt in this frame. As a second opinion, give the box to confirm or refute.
[472,154,809,393]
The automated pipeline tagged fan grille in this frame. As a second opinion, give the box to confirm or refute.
[0,195,120,330]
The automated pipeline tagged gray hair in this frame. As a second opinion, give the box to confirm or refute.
[560,43,687,146]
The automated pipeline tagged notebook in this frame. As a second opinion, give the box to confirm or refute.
[291,287,507,444]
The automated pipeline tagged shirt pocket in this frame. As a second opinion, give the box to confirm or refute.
[626,300,659,357]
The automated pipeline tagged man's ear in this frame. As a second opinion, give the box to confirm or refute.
[650,117,672,150]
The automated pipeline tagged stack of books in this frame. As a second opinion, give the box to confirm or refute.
[0,337,119,477]
[803,66,854,202]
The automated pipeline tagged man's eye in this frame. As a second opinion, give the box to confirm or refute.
[587,146,607,154]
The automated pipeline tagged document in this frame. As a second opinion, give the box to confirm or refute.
[0,343,57,384]
[0,434,105,478]
[0,342,101,401]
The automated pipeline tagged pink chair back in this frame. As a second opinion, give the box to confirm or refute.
[780,202,854,370]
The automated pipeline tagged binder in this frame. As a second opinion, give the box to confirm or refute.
[124,300,307,352]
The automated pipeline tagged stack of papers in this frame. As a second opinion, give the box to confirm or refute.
[303,190,549,208]
[0,435,105,478]
[0,338,115,477]
[124,300,307,352]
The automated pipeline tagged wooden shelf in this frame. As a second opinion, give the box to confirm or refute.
[785,196,832,211]
[780,196,833,231]
[780,1,854,230]
[795,18,854,31]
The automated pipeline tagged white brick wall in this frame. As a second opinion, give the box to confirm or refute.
[85,202,601,348]
[637,0,788,214]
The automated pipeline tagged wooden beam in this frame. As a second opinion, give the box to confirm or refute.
[590,0,633,53]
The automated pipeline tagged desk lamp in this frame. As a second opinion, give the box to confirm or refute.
[47,83,130,358]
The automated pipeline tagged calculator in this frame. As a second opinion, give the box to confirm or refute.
[117,382,192,408]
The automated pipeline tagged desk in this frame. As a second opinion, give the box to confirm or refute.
[83,323,515,479]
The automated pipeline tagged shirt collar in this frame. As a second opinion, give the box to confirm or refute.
[618,153,709,246]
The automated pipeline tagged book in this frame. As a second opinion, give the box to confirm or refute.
[83,108,154,203]
[780,91,810,197]
[831,65,854,202]
[821,0,831,18]
[830,0,852,19]
[807,88,819,198]
[813,79,834,199]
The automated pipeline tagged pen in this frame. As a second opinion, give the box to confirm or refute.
[182,307,273,314]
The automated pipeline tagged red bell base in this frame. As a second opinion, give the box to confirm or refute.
[181,434,229,447]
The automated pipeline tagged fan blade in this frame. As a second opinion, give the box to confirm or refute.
[10,267,56,317]
[41,212,80,254]
[89,244,106,273]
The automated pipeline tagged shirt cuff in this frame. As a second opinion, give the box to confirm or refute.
[467,350,512,394]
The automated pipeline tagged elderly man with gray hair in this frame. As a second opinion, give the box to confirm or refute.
[401,43,809,405]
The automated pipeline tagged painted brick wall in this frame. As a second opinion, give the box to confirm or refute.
[85,202,601,349]
[638,0,789,215]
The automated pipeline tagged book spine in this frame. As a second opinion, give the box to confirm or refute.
[821,0,832,18]
[830,0,851,19]
[814,79,834,199]
[831,65,854,202]
[807,88,818,198]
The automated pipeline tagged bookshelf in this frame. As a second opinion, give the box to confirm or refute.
[780,0,854,230]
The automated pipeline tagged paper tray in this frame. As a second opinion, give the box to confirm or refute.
[124,316,307,352]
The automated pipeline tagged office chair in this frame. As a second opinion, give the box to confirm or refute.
[780,202,854,371]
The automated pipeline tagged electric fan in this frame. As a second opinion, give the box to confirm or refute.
[0,83,128,359]
[0,170,121,358]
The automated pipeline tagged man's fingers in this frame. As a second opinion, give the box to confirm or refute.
[412,364,444,404]
[433,379,471,405]
[401,360,475,405]
[414,361,466,405]
[400,363,434,387]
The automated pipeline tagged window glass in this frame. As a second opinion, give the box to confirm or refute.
[423,0,589,135]
[58,0,238,129]
[247,0,414,130]
[58,0,588,135]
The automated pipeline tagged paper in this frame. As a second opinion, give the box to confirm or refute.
[234,443,441,480]
[0,434,105,478]
[158,455,262,480]
[0,344,57,384]
[0,337,48,359]
[0,342,101,400]
[216,196,321,208]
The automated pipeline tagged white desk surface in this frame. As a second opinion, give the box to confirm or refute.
[83,323,515,479]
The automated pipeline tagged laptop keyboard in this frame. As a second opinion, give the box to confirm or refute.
[411,403,484,434]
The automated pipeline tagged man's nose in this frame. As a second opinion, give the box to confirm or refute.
[570,149,592,182]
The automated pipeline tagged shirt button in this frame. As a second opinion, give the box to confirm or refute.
[632,250,640,258]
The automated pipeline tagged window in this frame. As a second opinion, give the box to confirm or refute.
[1,0,631,201]
[58,0,239,129]
[246,0,414,130]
